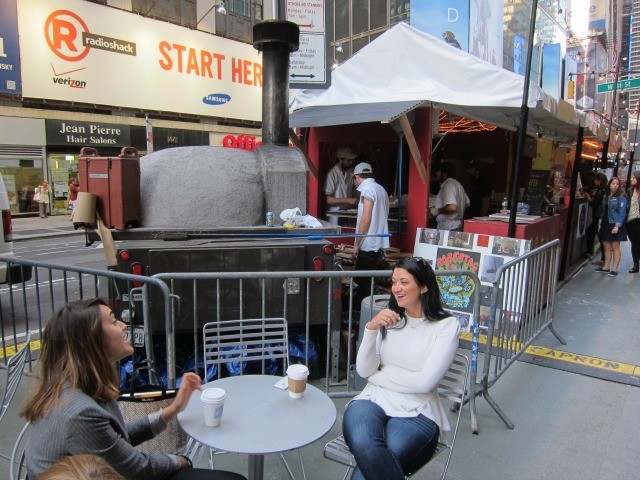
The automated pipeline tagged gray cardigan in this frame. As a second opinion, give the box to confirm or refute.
[26,387,180,479]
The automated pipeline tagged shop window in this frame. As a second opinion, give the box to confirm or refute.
[229,0,251,17]
[253,0,263,20]
[133,0,197,27]
[352,0,369,35]
[0,164,43,215]
[370,0,387,30]
[334,0,350,41]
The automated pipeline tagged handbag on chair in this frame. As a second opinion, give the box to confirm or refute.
[118,359,187,455]
[118,385,187,455]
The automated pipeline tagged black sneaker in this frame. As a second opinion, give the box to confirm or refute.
[594,267,610,273]
[607,271,618,277]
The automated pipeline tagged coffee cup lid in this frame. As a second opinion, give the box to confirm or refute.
[201,387,226,403]
[287,364,309,379]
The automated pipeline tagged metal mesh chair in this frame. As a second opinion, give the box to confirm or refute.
[1,333,31,426]
[323,353,470,480]
[184,318,304,479]
[10,423,29,480]
[203,318,289,377]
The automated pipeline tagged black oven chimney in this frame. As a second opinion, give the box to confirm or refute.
[253,20,299,146]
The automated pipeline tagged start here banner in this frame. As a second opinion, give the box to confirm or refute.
[17,0,263,122]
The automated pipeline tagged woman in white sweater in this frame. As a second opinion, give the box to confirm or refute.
[342,257,460,480]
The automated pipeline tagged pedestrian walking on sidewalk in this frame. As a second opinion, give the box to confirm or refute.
[595,177,628,277]
[68,178,79,220]
[625,171,640,273]
[36,181,50,218]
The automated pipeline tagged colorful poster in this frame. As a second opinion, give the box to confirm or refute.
[414,228,531,332]
[0,0,22,94]
[435,246,480,313]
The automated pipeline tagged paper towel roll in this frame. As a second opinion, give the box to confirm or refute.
[74,192,97,224]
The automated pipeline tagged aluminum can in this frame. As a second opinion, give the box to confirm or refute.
[266,211,274,227]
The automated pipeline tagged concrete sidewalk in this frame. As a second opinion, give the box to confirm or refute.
[2,232,639,479]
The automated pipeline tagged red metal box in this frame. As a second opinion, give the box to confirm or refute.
[78,147,141,229]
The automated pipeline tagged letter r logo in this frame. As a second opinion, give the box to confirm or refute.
[45,10,90,62]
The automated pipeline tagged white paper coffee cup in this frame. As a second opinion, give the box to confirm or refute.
[201,388,226,427]
[286,364,309,399]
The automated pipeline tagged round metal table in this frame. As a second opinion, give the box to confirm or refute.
[178,375,337,480]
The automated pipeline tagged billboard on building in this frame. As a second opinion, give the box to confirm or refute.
[588,0,606,31]
[469,0,503,67]
[16,0,262,122]
[410,0,470,52]
[0,0,22,94]
[512,35,525,75]
[541,44,562,100]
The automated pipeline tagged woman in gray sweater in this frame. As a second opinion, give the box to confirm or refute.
[22,298,246,480]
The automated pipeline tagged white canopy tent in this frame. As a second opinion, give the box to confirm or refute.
[289,22,586,143]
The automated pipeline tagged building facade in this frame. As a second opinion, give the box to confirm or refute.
[0,0,265,215]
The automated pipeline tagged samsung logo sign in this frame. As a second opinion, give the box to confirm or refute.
[203,93,231,105]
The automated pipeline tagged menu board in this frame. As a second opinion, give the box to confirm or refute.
[522,170,549,215]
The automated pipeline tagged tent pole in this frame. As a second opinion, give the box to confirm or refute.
[508,0,538,238]
[397,137,403,238]
[559,126,584,281]
[399,115,427,183]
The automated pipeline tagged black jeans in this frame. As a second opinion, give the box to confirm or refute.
[354,249,384,308]
[627,218,640,264]
[585,219,598,256]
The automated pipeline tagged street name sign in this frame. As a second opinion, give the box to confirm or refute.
[597,78,640,93]
[287,0,331,89]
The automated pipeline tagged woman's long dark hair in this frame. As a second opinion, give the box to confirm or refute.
[607,176,625,198]
[388,257,449,323]
[22,298,120,422]
[594,172,608,189]
[632,171,640,193]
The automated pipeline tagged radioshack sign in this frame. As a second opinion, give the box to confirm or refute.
[16,0,262,122]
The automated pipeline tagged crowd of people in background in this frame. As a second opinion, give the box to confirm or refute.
[322,145,640,278]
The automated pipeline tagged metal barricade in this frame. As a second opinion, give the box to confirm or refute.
[0,255,483,432]
[472,239,565,430]
[150,270,390,388]
[0,255,175,386]
[151,269,481,433]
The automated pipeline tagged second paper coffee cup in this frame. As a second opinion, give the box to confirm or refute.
[286,364,309,399]
[201,387,226,427]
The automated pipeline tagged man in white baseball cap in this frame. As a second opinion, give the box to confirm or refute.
[352,161,389,302]
[324,147,359,225]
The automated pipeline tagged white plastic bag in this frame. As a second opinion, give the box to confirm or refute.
[297,215,323,228]
[279,208,302,226]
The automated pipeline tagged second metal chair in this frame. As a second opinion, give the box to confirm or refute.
[184,318,305,479]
